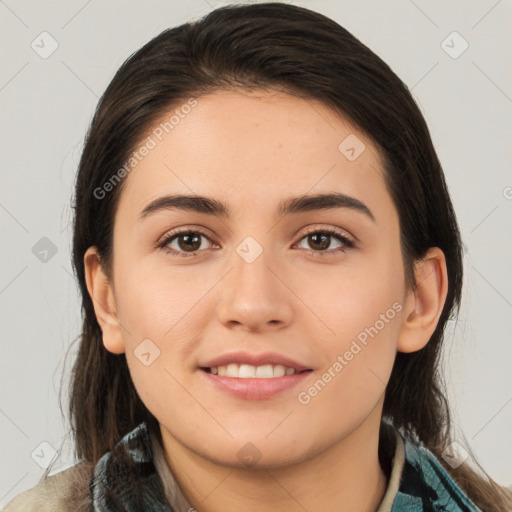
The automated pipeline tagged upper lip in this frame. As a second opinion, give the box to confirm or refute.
[200,351,312,372]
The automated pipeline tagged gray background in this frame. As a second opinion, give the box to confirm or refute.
[1,0,511,505]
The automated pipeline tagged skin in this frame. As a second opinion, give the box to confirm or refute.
[85,89,448,512]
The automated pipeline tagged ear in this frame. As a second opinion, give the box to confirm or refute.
[397,247,448,353]
[83,246,125,354]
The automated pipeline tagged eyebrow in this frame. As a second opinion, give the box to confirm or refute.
[139,192,375,222]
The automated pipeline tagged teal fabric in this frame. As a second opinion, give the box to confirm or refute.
[91,421,482,511]
[393,437,482,511]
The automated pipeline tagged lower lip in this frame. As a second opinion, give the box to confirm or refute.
[198,369,312,400]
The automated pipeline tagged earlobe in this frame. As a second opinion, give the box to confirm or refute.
[397,247,448,354]
[83,247,126,354]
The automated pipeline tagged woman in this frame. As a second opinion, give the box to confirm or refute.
[4,3,511,511]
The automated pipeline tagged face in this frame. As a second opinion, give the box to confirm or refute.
[97,89,410,468]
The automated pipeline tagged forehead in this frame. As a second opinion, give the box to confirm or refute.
[115,89,392,222]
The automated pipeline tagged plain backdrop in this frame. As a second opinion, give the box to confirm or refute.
[1,0,511,505]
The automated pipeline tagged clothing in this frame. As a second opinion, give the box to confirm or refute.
[2,421,482,511]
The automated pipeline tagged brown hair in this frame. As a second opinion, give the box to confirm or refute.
[64,3,511,509]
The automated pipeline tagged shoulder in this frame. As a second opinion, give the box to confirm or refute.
[2,461,94,512]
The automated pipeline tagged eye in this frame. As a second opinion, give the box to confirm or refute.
[295,227,355,255]
[157,226,355,258]
[158,229,216,257]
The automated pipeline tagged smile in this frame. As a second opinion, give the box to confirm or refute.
[202,363,311,378]
[199,365,313,399]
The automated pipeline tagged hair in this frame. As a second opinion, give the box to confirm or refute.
[63,2,511,510]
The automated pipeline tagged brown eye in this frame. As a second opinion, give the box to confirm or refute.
[307,233,331,251]
[176,233,203,252]
[296,228,355,254]
[159,230,214,257]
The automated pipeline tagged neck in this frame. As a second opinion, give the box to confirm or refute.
[159,408,390,512]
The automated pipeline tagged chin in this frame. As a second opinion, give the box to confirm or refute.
[194,431,316,469]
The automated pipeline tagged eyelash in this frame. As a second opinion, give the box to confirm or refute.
[156,226,356,258]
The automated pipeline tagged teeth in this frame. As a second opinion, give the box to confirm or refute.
[256,365,273,378]
[239,364,256,378]
[208,363,298,378]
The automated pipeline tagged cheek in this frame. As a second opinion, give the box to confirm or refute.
[113,256,214,343]
[293,249,403,414]
[315,289,401,394]
[295,305,401,438]
[302,247,404,344]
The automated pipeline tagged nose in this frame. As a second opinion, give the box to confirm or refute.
[216,244,294,332]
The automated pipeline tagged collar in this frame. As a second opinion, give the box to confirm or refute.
[390,435,482,511]
[91,421,482,512]
[91,422,172,511]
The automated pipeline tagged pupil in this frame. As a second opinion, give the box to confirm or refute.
[179,234,201,251]
[310,233,329,250]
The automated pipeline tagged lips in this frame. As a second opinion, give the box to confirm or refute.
[198,351,313,399]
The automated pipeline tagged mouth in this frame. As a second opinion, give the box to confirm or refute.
[198,360,313,400]
[200,364,312,378]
